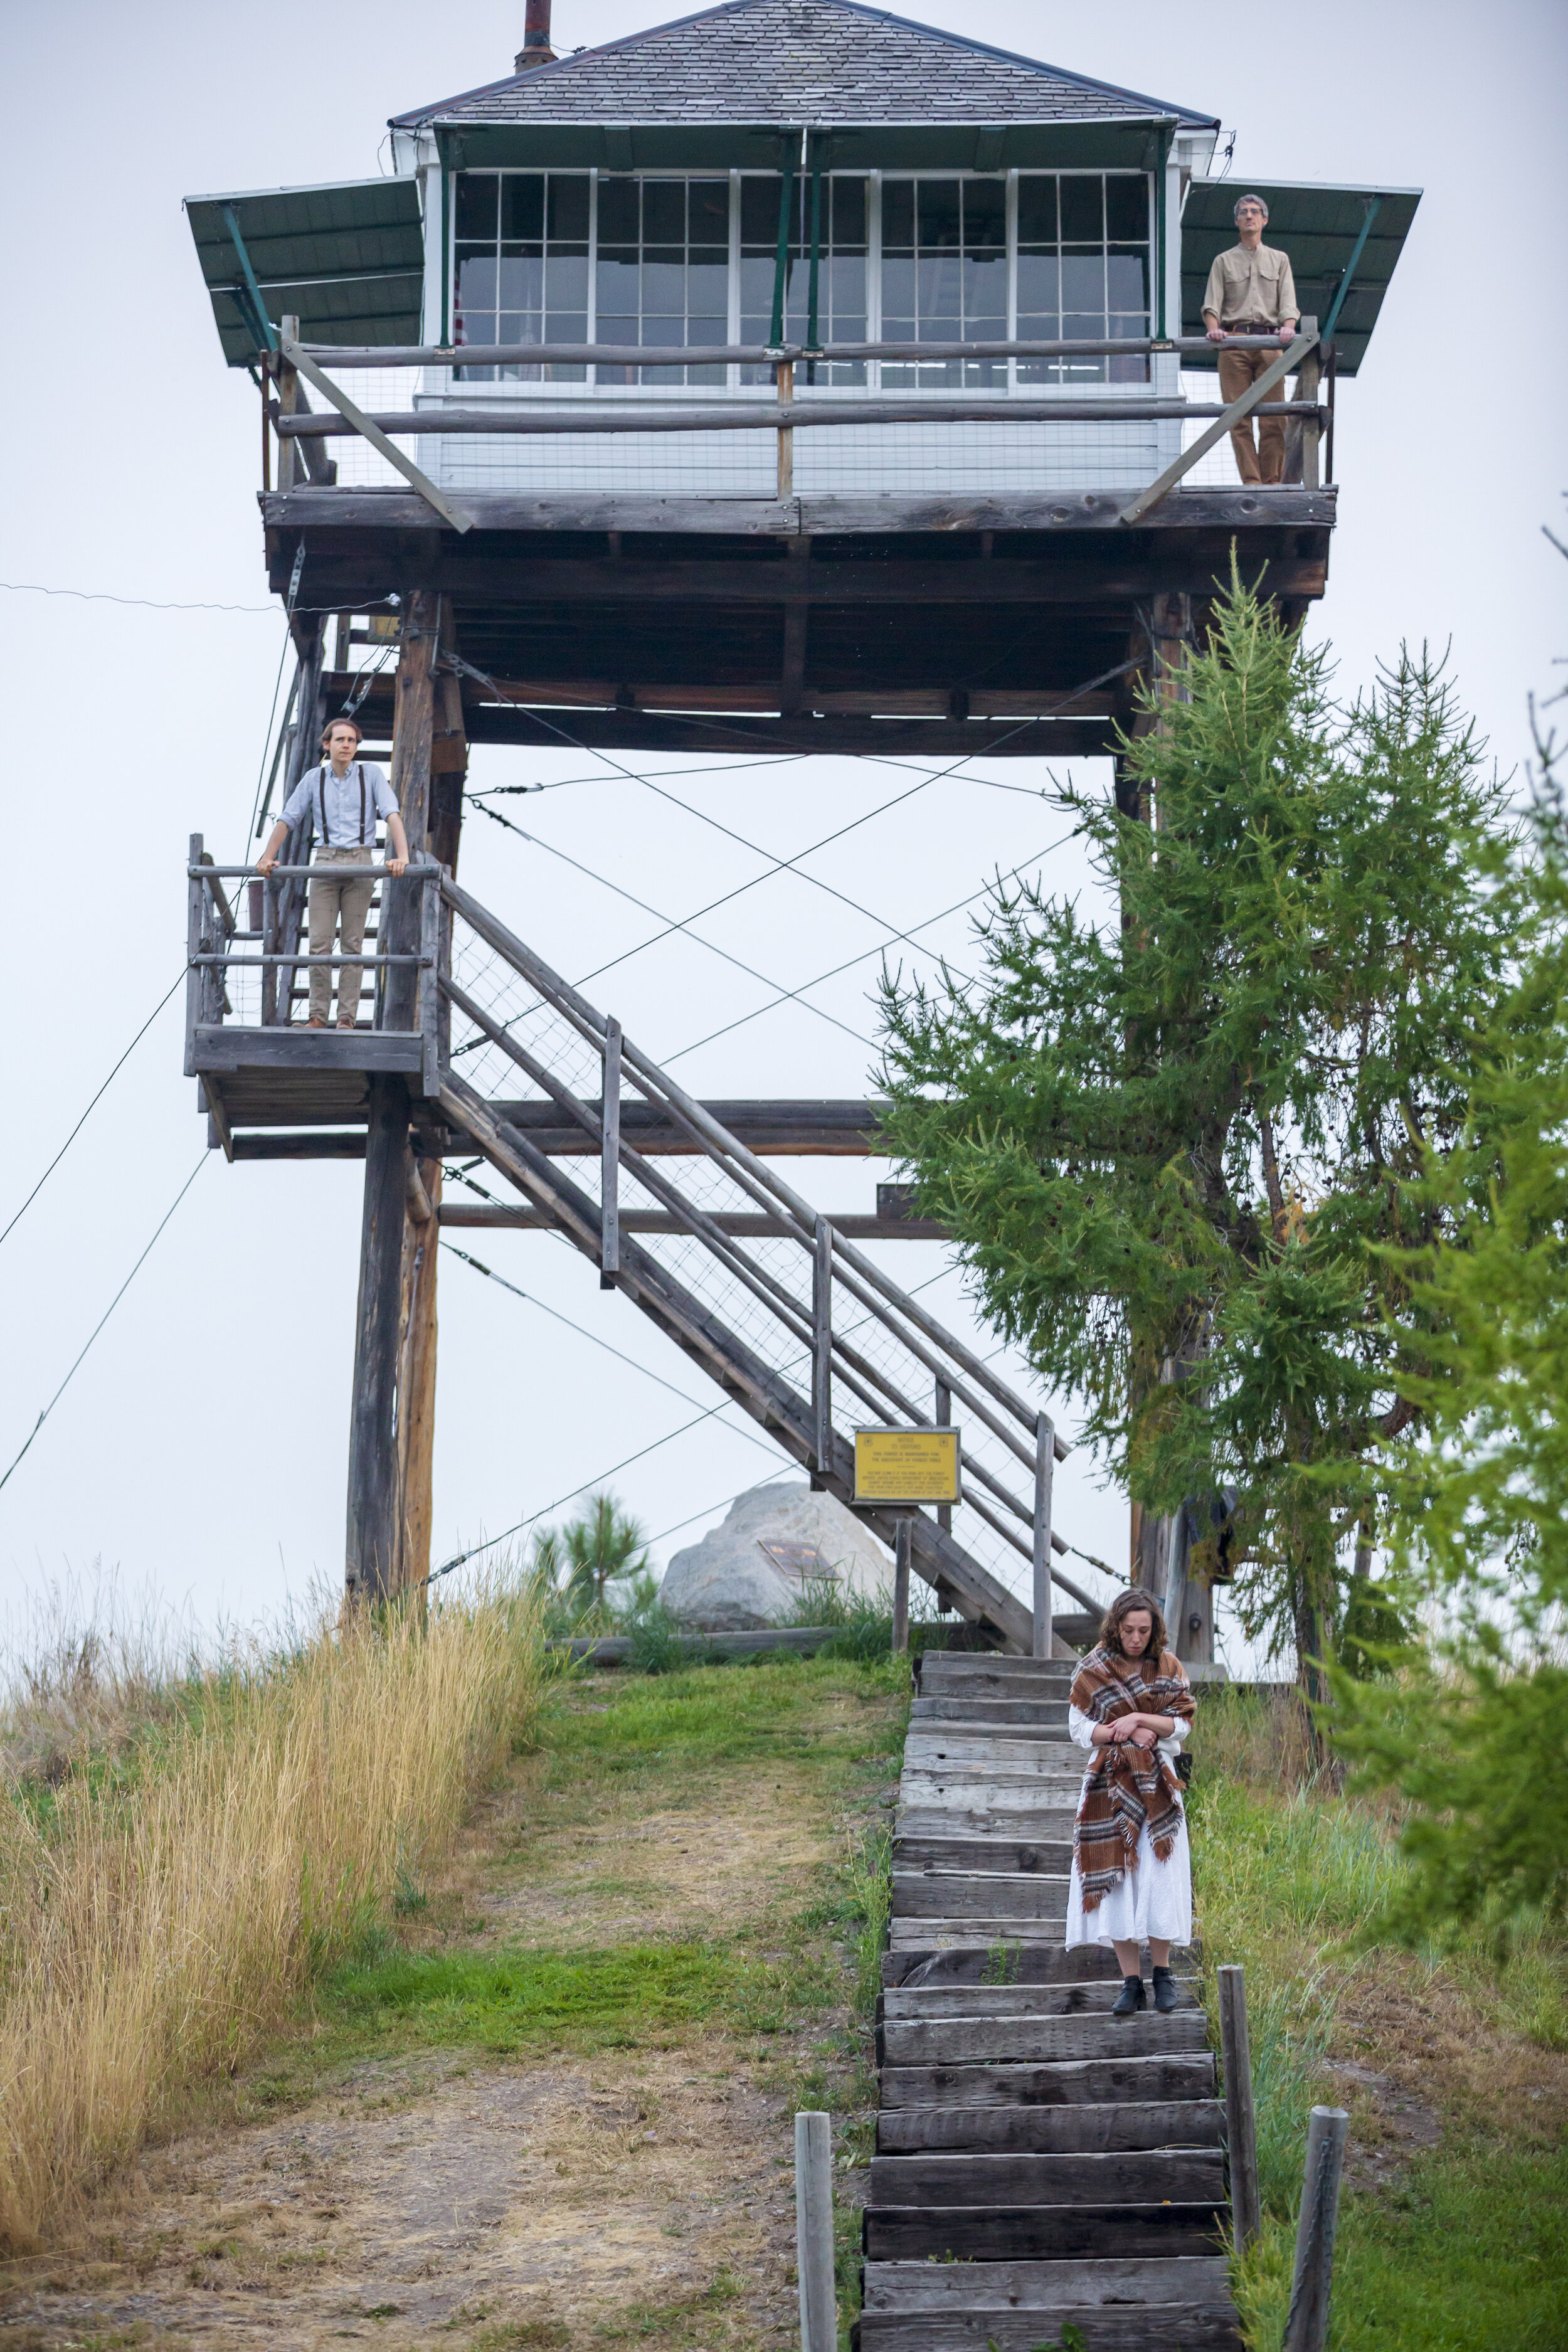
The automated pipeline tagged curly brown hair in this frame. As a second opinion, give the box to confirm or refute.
[1098,1584,1169,1662]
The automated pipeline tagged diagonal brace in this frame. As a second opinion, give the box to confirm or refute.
[1119,329,1321,526]
[277,335,475,534]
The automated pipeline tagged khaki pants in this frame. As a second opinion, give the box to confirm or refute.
[307,844,374,1025]
[1217,343,1293,485]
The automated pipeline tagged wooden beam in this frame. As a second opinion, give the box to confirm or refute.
[442,1205,952,1239]
[346,1076,410,1603]
[305,335,1295,370]
[394,1149,442,1611]
[261,485,1337,539]
[277,396,1323,441]
[277,336,475,535]
[457,709,1119,757]
[1119,330,1322,526]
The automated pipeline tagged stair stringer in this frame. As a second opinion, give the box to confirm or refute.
[439,1069,1033,1650]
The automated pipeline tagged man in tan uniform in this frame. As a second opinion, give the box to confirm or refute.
[1202,194,1299,485]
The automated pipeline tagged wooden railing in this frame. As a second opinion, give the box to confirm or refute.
[260,316,1330,531]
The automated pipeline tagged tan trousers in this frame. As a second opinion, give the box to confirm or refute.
[307,844,374,1025]
[1218,343,1291,485]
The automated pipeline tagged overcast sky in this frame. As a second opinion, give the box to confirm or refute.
[0,0,1563,1665]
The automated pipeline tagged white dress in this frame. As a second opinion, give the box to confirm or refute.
[1063,1702,1192,1951]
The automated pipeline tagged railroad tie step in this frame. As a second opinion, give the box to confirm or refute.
[875,2094,1226,2153]
[878,2052,1218,2109]
[860,2198,1229,2262]
[867,2145,1225,2210]
[856,2253,1241,2351]
[880,2011,1211,2065]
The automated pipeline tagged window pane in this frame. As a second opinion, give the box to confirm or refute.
[882,179,914,250]
[1059,176,1104,242]
[642,180,685,244]
[547,176,590,241]
[690,178,729,242]
[454,174,497,241]
[1017,253,1060,314]
[1106,252,1149,312]
[497,255,543,309]
[918,253,963,312]
[831,176,867,246]
[597,314,637,345]
[1105,174,1148,243]
[739,253,775,310]
[688,258,728,315]
[640,258,684,313]
[918,179,962,249]
[964,252,1007,323]
[598,178,638,243]
[596,254,640,310]
[882,257,916,317]
[547,253,588,308]
[741,175,780,246]
[501,176,544,242]
[963,179,1006,252]
[1061,253,1106,312]
[1017,175,1057,246]
[455,254,499,311]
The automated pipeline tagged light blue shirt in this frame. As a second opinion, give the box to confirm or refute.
[280,760,400,849]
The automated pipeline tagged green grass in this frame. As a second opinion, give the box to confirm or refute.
[1189,1687,1568,2350]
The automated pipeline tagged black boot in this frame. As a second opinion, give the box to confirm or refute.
[1152,1965,1178,2013]
[1111,1973,1146,2017]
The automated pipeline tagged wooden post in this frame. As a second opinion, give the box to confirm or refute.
[394,1158,439,1621]
[391,588,440,851]
[1283,2106,1349,2352]
[935,1377,952,1536]
[1218,1965,1262,2254]
[776,358,794,498]
[891,1517,911,1655]
[1032,1410,1054,1659]
[1296,317,1321,492]
[793,2110,836,2352]
[601,1017,622,1288]
[346,1075,411,1602]
[275,316,300,494]
[812,1216,832,1470]
[184,834,206,1069]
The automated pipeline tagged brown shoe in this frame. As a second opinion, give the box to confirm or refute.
[307,1018,326,1029]
[336,1019,358,1031]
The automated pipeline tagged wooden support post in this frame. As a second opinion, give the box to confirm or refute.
[1283,2106,1349,2352]
[1218,1964,1262,2254]
[781,538,808,714]
[1296,317,1321,491]
[776,358,794,498]
[394,1155,440,1619]
[793,2111,836,2352]
[184,833,205,1069]
[812,1215,832,1470]
[391,588,440,852]
[346,1075,411,1602]
[891,1516,911,1655]
[275,316,300,494]
[601,1017,622,1288]
[1032,1409,1054,1659]
[935,1377,951,1536]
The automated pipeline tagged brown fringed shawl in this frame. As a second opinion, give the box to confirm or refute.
[1069,1645,1196,1913]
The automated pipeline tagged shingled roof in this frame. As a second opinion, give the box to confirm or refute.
[390,0,1218,131]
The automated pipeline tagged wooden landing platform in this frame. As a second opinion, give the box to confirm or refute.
[858,1650,1241,2350]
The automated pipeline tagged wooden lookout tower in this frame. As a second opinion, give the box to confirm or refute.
[181,0,1417,1651]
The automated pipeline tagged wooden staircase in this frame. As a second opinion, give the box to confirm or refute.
[858,1649,1242,2350]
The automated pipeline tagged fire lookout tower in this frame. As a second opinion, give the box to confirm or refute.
[181,0,1416,1646]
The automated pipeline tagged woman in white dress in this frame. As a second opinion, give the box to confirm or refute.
[1065,1586,1195,2016]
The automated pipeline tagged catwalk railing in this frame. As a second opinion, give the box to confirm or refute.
[187,842,1115,1651]
[262,319,1330,520]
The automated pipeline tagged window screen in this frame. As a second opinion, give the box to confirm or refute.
[595,176,730,385]
[880,177,1008,388]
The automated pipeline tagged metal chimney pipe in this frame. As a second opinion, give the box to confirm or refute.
[516,0,556,70]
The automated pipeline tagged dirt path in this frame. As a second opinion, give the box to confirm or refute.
[1,1657,904,2352]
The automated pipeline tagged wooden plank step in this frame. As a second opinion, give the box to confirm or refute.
[880,2053,1217,2109]
[862,2201,1227,2262]
[917,1667,1078,1700]
[882,1979,1199,2020]
[920,1653,1082,1680]
[895,1832,1074,1873]
[857,2256,1241,2352]
[896,1801,1079,1838]
[882,2013,1210,2064]
[870,2148,1224,2208]
[904,1725,1078,1753]
[909,1697,1070,1729]
[887,1944,1190,1989]
[856,2301,1242,2349]
[893,1871,1070,1920]
[889,1917,1075,1949]
[876,2098,1226,2153]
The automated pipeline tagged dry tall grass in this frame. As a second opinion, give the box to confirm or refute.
[0,1569,545,2251]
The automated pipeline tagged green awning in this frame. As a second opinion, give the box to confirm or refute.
[185,177,425,366]
[1180,178,1421,375]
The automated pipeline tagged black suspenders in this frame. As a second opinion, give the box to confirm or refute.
[318,761,371,847]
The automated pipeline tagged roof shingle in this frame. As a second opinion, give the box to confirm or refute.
[391,0,1217,131]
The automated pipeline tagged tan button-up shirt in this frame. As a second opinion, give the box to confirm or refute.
[1202,241,1298,329]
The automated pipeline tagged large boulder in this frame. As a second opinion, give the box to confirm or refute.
[660,1482,893,1631]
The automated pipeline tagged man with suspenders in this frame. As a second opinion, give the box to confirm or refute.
[258,716,410,1029]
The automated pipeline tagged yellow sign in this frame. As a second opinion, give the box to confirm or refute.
[854,1426,962,1507]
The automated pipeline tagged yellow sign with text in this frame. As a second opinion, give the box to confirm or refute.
[854,1426,962,1507]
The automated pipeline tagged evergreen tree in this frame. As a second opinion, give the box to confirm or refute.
[876,575,1515,1679]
